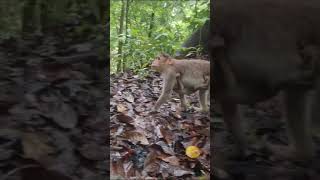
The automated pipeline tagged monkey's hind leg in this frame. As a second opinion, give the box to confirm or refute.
[176,73,187,94]
[179,93,189,111]
[221,100,247,158]
[194,89,209,112]
[283,87,315,160]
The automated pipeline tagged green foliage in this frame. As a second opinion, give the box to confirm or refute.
[0,0,104,40]
[0,0,23,39]
[110,0,209,75]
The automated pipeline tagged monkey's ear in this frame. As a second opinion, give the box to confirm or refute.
[166,58,174,65]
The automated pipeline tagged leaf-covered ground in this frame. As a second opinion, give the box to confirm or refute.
[110,71,210,179]
[0,34,107,180]
[212,94,320,180]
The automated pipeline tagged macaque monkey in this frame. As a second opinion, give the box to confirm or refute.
[211,36,320,160]
[151,53,210,112]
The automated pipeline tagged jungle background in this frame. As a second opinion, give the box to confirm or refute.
[110,0,211,179]
[110,0,209,74]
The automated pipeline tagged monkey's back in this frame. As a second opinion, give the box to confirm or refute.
[173,59,210,75]
[173,59,210,91]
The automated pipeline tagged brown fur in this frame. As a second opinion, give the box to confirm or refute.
[211,0,320,160]
[151,54,210,112]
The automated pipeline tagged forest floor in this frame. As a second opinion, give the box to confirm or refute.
[213,94,320,180]
[110,69,320,180]
[110,71,210,179]
[0,35,107,180]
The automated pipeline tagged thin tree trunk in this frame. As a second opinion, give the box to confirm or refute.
[122,0,130,71]
[34,0,41,34]
[116,0,125,72]
[194,0,198,18]
[125,0,130,42]
[193,0,198,32]
[0,1,7,30]
[99,0,108,25]
[22,0,38,37]
[40,0,49,33]
[148,12,154,38]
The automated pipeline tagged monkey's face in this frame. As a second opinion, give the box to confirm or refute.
[151,54,173,72]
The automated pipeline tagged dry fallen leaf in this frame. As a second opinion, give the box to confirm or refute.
[173,168,194,177]
[123,161,135,178]
[110,71,211,178]
[78,143,106,161]
[111,159,126,178]
[160,127,174,145]
[116,113,134,124]
[123,131,149,145]
[143,151,158,168]
[154,142,175,155]
[155,125,164,139]
[117,103,127,113]
[160,156,180,166]
[22,132,55,162]
[42,101,78,129]
[124,93,135,103]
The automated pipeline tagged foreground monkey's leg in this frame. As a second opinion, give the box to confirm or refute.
[153,72,176,111]
[312,78,320,131]
[221,100,247,157]
[197,89,209,112]
[284,87,314,159]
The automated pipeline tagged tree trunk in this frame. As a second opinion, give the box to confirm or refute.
[0,1,7,31]
[99,0,108,25]
[193,0,198,32]
[194,0,198,18]
[148,12,154,38]
[122,0,130,71]
[40,0,49,33]
[116,0,125,72]
[22,0,38,36]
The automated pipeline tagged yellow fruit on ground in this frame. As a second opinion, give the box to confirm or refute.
[185,146,201,158]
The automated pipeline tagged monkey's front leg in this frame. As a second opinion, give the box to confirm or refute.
[152,73,176,111]
[312,78,320,132]
[221,99,247,158]
[153,89,172,111]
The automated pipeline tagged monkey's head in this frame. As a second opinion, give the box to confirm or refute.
[151,53,174,72]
